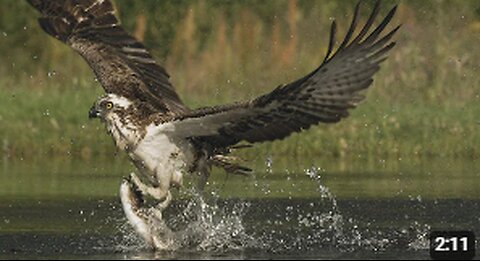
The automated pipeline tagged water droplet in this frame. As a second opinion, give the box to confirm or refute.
[47,70,56,78]
[265,156,273,174]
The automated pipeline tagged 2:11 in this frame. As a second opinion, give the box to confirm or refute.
[435,236,469,252]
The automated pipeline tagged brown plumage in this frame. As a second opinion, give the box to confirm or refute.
[27,0,188,114]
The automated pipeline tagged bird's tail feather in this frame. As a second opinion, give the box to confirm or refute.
[211,155,252,176]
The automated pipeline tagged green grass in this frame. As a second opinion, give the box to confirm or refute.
[0,84,110,159]
[0,1,479,161]
[0,82,478,161]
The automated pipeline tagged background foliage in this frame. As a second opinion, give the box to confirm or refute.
[0,0,479,161]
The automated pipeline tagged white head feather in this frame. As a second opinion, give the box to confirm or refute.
[102,93,133,109]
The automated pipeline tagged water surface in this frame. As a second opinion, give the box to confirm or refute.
[0,156,479,259]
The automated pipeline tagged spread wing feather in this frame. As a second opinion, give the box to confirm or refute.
[27,0,188,113]
[170,1,399,147]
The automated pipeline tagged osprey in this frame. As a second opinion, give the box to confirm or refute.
[28,0,399,250]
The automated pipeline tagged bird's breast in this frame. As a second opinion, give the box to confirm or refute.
[130,122,195,175]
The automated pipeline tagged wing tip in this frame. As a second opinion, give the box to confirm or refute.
[29,0,120,41]
[323,20,337,63]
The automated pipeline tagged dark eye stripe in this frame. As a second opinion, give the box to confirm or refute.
[100,100,114,109]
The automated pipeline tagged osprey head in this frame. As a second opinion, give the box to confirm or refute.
[89,94,133,120]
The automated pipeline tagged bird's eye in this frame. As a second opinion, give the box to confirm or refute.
[106,102,113,109]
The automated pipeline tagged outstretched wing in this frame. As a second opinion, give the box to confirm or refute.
[169,1,399,147]
[28,0,188,114]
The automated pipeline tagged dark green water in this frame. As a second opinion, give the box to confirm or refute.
[0,156,479,259]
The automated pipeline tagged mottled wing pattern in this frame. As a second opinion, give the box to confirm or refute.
[27,0,188,113]
[170,1,399,147]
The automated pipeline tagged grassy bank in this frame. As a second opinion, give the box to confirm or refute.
[0,1,479,161]
[0,84,478,161]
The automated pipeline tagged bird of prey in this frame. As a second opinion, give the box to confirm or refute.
[28,0,399,250]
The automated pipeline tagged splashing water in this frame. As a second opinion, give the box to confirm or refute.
[248,166,369,253]
[114,188,257,253]
[111,160,433,255]
[174,197,256,252]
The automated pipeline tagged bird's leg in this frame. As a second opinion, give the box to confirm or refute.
[130,173,169,200]
[129,172,172,210]
[155,190,172,211]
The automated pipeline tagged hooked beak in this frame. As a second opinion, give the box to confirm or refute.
[88,105,100,119]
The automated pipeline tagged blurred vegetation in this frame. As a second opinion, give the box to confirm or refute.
[0,0,479,161]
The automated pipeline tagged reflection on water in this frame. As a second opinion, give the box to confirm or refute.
[0,156,479,259]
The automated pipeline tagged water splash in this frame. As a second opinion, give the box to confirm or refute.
[250,166,367,253]
[111,161,433,255]
[114,189,256,253]
[173,196,256,252]
[249,165,432,254]
[406,221,431,250]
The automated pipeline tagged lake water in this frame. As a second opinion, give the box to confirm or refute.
[0,156,478,259]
